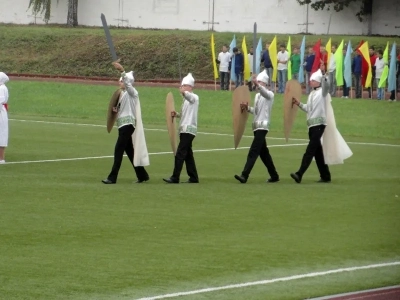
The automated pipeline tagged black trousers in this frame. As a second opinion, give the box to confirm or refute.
[220,72,229,90]
[171,133,199,182]
[108,125,149,182]
[296,125,331,180]
[241,130,278,179]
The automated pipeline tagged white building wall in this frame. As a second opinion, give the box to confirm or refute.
[0,0,399,36]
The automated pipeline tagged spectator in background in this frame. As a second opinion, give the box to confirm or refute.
[368,46,377,98]
[342,47,349,99]
[352,51,362,99]
[328,44,337,97]
[304,47,315,94]
[229,47,244,88]
[277,44,289,93]
[374,49,385,100]
[290,47,301,81]
[216,44,231,91]
[261,43,274,89]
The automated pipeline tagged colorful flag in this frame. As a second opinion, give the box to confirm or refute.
[269,36,278,82]
[255,37,262,75]
[311,39,322,74]
[287,36,292,80]
[344,40,353,87]
[335,40,344,86]
[378,42,389,88]
[298,36,306,84]
[229,35,236,82]
[326,38,332,65]
[388,42,397,92]
[242,36,250,81]
[211,34,218,79]
[357,41,372,88]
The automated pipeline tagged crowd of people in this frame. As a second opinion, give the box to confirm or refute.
[216,42,400,101]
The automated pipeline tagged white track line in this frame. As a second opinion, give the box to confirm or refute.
[135,261,400,300]
[9,118,400,147]
[3,144,307,165]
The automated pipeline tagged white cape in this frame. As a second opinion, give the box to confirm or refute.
[321,94,353,165]
[132,98,150,166]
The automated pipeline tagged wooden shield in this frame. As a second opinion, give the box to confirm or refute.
[232,85,251,149]
[166,92,178,155]
[107,88,122,133]
[283,80,302,142]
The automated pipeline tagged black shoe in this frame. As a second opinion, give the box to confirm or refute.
[163,178,179,184]
[102,179,116,184]
[317,178,331,183]
[234,174,247,183]
[266,177,280,183]
[135,177,149,183]
[290,173,302,183]
[182,179,199,183]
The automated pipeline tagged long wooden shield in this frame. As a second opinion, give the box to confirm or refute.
[166,92,178,155]
[107,88,122,133]
[284,80,302,142]
[232,85,251,149]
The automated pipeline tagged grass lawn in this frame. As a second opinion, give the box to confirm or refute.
[0,81,399,300]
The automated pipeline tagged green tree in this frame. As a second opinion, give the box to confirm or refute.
[296,0,373,22]
[28,0,79,26]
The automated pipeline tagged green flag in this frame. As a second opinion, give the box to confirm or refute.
[378,42,389,88]
[287,36,292,80]
[334,40,344,86]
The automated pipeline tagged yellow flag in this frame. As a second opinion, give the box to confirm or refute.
[211,34,219,79]
[358,41,372,88]
[242,36,250,81]
[326,38,332,64]
[269,36,278,82]
[287,36,292,80]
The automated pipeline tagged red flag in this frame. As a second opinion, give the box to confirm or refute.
[3,104,8,111]
[356,40,370,87]
[311,39,321,74]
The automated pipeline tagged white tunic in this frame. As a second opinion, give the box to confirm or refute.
[248,86,274,131]
[0,84,9,147]
[117,72,137,129]
[178,91,199,136]
[299,75,330,128]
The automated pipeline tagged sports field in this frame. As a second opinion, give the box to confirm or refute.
[1,80,399,299]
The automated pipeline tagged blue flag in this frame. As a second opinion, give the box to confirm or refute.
[344,40,353,87]
[298,36,306,84]
[229,35,237,82]
[255,37,262,75]
[388,42,397,92]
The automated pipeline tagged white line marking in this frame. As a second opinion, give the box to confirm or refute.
[135,261,400,300]
[9,118,400,147]
[3,144,307,165]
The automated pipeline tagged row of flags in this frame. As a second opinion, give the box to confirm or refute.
[211,34,397,90]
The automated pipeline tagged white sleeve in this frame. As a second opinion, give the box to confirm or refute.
[258,86,274,100]
[0,86,8,104]
[183,91,197,104]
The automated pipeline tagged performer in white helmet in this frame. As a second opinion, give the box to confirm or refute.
[234,70,279,183]
[0,72,9,164]
[163,73,199,184]
[102,61,150,184]
[291,62,352,183]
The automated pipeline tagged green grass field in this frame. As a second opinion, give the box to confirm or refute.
[1,81,400,300]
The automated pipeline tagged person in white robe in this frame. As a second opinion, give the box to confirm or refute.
[102,62,150,184]
[0,72,10,164]
[163,73,199,184]
[234,70,279,183]
[291,63,352,183]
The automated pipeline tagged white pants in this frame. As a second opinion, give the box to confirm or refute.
[0,106,8,147]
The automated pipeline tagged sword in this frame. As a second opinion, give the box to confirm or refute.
[101,13,118,61]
